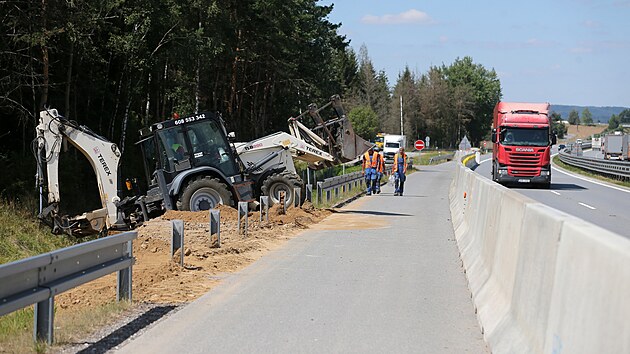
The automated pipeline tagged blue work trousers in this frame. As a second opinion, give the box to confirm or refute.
[394,171,406,194]
[364,168,376,193]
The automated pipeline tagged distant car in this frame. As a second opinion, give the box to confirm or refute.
[558,144,566,151]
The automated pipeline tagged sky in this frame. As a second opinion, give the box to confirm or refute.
[319,0,630,107]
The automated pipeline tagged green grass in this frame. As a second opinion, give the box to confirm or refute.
[0,308,37,353]
[0,201,74,264]
[0,201,135,353]
[553,155,630,188]
[0,202,74,352]
[412,150,455,166]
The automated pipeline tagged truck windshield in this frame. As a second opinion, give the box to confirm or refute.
[501,128,549,147]
[385,142,400,148]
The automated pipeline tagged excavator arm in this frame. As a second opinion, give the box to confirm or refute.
[36,109,125,236]
[288,94,373,166]
[236,131,335,172]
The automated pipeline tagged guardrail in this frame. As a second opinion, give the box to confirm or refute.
[316,171,364,204]
[315,166,394,205]
[429,153,455,164]
[558,150,630,180]
[0,231,137,344]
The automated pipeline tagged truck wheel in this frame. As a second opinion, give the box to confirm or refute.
[178,176,234,211]
[261,172,304,206]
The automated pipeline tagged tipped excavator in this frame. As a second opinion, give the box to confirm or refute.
[236,94,373,205]
[35,95,371,236]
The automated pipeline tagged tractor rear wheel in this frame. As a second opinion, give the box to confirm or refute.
[178,176,233,211]
[261,172,304,206]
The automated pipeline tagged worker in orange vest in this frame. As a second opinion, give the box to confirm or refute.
[392,147,408,196]
[373,146,385,194]
[362,146,382,195]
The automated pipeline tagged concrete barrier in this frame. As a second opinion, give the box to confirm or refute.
[544,221,630,354]
[450,159,630,353]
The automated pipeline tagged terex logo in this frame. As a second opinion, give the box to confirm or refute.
[515,147,534,152]
[97,154,112,176]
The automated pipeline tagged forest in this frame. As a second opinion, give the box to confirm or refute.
[0,0,502,206]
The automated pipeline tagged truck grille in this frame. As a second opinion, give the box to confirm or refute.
[506,149,544,177]
[507,151,542,167]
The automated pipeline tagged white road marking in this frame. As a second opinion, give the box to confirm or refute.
[550,191,561,196]
[552,165,630,194]
[479,158,491,164]
[578,202,596,210]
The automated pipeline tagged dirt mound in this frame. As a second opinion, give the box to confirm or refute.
[56,203,332,308]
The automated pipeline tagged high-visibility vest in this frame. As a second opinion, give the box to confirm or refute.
[363,151,383,169]
[363,151,374,169]
[374,152,384,173]
[392,152,408,173]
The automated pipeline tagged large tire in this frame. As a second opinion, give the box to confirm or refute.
[177,176,234,211]
[261,172,304,206]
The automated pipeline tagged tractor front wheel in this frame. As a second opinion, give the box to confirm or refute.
[178,176,234,211]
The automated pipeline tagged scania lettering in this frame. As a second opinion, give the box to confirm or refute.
[491,102,556,188]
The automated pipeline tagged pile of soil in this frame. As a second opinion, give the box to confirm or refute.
[56,202,331,308]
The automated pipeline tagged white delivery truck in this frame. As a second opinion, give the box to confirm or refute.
[383,134,406,163]
[603,133,628,160]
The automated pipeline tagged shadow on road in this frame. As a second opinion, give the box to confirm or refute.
[332,209,412,217]
[75,305,177,354]
[512,183,587,191]
[549,183,588,191]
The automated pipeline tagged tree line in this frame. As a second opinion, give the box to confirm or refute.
[562,107,630,135]
[345,50,502,149]
[0,0,502,203]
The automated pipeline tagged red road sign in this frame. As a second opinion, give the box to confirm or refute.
[415,140,425,151]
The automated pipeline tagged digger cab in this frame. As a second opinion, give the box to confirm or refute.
[137,112,253,212]
[139,113,240,186]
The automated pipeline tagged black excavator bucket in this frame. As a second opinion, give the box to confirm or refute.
[288,95,373,168]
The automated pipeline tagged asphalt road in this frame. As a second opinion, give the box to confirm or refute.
[116,162,488,353]
[475,149,630,238]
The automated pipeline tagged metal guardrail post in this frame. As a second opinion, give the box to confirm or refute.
[171,220,184,266]
[293,187,301,208]
[317,182,323,204]
[34,297,54,344]
[326,188,331,202]
[210,209,220,248]
[279,191,286,214]
[259,196,269,222]
[238,201,248,235]
[305,184,312,202]
[117,240,133,302]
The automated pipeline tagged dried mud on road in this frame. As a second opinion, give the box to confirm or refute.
[56,203,331,309]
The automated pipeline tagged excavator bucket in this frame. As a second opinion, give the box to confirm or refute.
[288,95,373,168]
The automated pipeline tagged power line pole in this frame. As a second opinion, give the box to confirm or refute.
[400,95,404,135]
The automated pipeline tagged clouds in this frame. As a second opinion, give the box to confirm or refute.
[361,9,435,25]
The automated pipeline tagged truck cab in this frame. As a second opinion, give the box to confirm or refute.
[383,135,406,163]
[491,102,556,188]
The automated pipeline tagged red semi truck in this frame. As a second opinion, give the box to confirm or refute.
[491,102,557,188]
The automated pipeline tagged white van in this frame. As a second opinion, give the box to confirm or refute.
[383,135,406,163]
